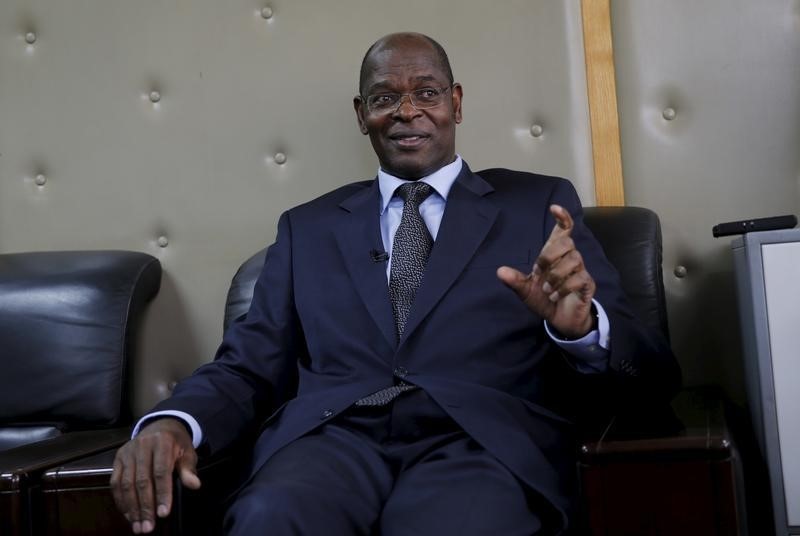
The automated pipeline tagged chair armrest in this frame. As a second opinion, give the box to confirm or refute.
[577,387,744,535]
[38,443,179,535]
[0,427,130,486]
[0,428,131,536]
[578,387,732,464]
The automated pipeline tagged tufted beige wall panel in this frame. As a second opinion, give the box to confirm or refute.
[0,1,594,414]
[612,0,800,401]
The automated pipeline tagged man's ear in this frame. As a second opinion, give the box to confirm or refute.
[451,83,463,124]
[353,96,369,134]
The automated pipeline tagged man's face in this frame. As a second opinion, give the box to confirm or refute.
[354,39,463,180]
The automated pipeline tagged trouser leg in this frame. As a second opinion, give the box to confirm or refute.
[224,421,392,536]
[379,389,549,536]
[379,432,544,535]
[225,389,556,535]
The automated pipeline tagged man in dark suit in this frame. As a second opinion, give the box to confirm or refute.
[111,32,679,535]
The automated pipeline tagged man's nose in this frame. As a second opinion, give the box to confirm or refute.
[391,95,422,119]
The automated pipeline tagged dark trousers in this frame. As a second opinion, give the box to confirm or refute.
[224,389,550,535]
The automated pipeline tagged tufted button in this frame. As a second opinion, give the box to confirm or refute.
[25,32,37,44]
[662,107,677,121]
[157,235,169,248]
[321,409,334,419]
[530,124,543,138]
[274,152,287,165]
[34,174,47,186]
[149,90,161,103]
[156,383,171,398]
[673,265,687,278]
[168,381,178,392]
[261,6,274,19]
[394,366,408,378]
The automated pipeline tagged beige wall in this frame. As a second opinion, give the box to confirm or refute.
[612,0,800,402]
[1,0,798,413]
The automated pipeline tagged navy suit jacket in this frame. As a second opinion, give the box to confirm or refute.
[156,163,679,523]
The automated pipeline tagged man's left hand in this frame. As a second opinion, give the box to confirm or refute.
[497,204,596,338]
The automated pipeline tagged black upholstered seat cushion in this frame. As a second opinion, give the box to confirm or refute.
[0,426,62,452]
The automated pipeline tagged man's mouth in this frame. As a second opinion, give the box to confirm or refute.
[389,132,430,147]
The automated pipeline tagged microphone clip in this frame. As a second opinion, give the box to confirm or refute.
[370,249,389,263]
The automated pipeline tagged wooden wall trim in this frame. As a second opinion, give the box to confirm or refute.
[581,0,625,206]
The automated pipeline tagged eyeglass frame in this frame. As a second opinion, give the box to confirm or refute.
[359,85,454,115]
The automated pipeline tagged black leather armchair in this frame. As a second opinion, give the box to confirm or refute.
[36,207,743,535]
[0,250,161,536]
[578,209,743,535]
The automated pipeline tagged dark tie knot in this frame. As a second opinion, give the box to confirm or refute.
[396,182,433,207]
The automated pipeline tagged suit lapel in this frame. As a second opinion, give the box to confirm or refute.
[400,166,498,345]
[334,180,397,350]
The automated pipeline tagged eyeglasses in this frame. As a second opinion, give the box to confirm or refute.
[362,86,452,114]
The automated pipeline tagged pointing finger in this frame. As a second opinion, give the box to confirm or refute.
[536,205,576,273]
[548,205,574,235]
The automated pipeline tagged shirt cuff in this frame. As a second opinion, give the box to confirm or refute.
[131,410,203,449]
[544,298,610,373]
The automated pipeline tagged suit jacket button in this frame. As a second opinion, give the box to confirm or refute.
[619,359,638,376]
[321,409,334,419]
[394,366,408,378]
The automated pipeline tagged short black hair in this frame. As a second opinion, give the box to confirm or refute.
[359,33,454,96]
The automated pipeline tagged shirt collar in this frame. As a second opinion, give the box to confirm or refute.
[378,155,463,215]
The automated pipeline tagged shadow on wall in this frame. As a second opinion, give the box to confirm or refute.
[667,247,746,405]
[133,270,202,416]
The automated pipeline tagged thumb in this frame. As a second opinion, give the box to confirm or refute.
[496,265,532,297]
[176,452,201,490]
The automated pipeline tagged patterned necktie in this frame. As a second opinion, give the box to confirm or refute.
[355,181,433,407]
[388,181,434,337]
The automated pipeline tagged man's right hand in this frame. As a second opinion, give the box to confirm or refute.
[110,418,201,534]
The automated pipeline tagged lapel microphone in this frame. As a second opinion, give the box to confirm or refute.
[370,249,389,262]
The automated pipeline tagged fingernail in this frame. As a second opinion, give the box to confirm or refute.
[141,520,154,533]
[542,282,552,294]
[132,522,141,534]
[549,291,560,302]
[533,264,542,276]
[158,504,169,517]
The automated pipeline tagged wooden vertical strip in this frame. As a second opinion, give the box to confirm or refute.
[581,0,625,206]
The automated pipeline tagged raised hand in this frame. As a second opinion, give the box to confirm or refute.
[497,204,596,338]
[110,418,201,534]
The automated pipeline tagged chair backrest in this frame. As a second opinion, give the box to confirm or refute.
[224,249,266,332]
[223,206,670,343]
[0,251,161,451]
[583,206,670,342]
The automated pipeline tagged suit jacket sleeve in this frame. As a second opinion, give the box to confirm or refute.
[151,212,301,456]
[544,180,681,413]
